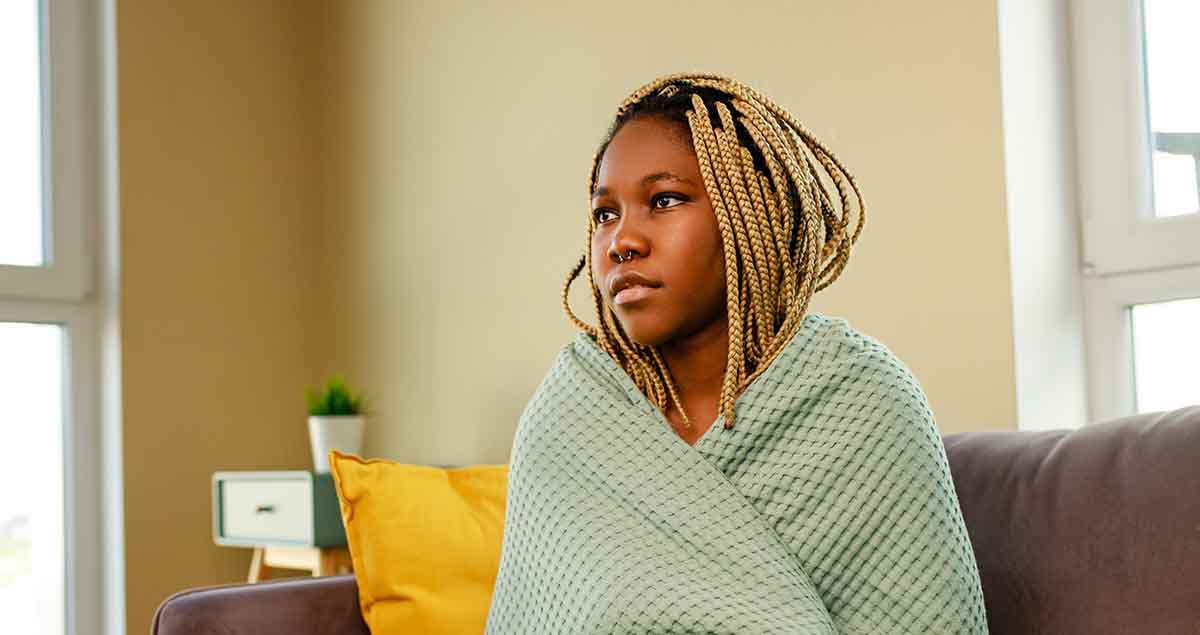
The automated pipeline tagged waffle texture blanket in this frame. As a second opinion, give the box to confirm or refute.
[486,313,988,634]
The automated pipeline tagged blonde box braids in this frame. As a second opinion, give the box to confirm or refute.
[561,72,865,430]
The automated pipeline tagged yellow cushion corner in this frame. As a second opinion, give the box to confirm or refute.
[329,449,508,634]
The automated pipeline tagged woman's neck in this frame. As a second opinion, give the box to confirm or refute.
[660,315,729,401]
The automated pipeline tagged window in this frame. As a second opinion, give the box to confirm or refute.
[1,2,45,268]
[1131,297,1200,413]
[1143,1,1200,219]
[0,1,116,633]
[0,323,65,635]
[1073,0,1200,421]
[0,1,88,302]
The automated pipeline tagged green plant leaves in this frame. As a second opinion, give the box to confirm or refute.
[305,375,366,416]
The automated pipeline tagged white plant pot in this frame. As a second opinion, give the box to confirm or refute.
[308,415,365,472]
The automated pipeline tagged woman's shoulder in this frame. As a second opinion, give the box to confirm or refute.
[796,313,934,429]
[795,312,908,373]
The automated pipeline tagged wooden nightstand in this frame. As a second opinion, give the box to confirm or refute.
[212,471,352,582]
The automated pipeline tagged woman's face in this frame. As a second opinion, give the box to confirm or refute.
[590,116,727,348]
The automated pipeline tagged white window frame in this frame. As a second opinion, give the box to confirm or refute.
[0,302,97,635]
[0,0,90,303]
[1072,0,1200,276]
[1071,0,1200,422]
[0,1,123,634]
[1082,265,1200,420]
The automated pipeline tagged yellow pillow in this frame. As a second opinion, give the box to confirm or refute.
[328,450,508,634]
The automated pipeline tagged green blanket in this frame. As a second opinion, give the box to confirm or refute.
[486,313,987,634]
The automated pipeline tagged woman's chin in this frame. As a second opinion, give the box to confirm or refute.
[616,318,672,348]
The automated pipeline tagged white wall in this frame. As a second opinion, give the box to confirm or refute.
[998,0,1090,429]
[316,0,1021,466]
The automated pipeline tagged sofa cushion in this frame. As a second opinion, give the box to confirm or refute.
[329,451,507,635]
[943,405,1200,633]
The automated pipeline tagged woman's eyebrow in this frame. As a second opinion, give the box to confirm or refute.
[592,171,697,199]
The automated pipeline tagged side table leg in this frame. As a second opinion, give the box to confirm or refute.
[316,547,352,576]
[248,546,269,583]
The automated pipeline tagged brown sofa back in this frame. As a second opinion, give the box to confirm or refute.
[945,405,1200,633]
[152,574,369,635]
[154,406,1200,634]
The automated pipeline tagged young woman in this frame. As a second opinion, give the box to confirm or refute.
[487,72,988,634]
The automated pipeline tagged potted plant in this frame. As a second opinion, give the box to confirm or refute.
[305,376,367,472]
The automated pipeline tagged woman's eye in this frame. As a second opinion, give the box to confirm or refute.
[653,193,685,208]
[593,194,685,223]
[593,209,616,223]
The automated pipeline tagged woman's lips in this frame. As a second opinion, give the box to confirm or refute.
[614,285,658,305]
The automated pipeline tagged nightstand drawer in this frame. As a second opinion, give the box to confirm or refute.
[222,479,312,543]
[213,471,347,548]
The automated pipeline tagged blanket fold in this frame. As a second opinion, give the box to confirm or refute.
[486,313,987,634]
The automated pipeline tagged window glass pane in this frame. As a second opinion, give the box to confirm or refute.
[0,1,45,267]
[1143,0,1200,218]
[1131,297,1200,413]
[0,322,64,635]
[1150,149,1199,217]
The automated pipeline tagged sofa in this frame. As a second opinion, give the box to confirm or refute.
[153,406,1200,634]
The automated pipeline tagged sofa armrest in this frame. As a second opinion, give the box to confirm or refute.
[152,574,369,635]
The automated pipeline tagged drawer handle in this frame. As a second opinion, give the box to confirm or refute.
[255,505,276,514]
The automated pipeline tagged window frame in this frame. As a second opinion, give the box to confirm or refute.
[0,1,119,634]
[0,0,91,302]
[1071,0,1200,277]
[1082,263,1200,421]
[0,301,101,635]
[1071,0,1200,422]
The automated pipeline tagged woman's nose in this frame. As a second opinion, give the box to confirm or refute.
[609,213,650,263]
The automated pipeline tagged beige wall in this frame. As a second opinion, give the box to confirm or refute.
[316,0,1017,468]
[118,1,324,629]
[117,0,1016,628]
